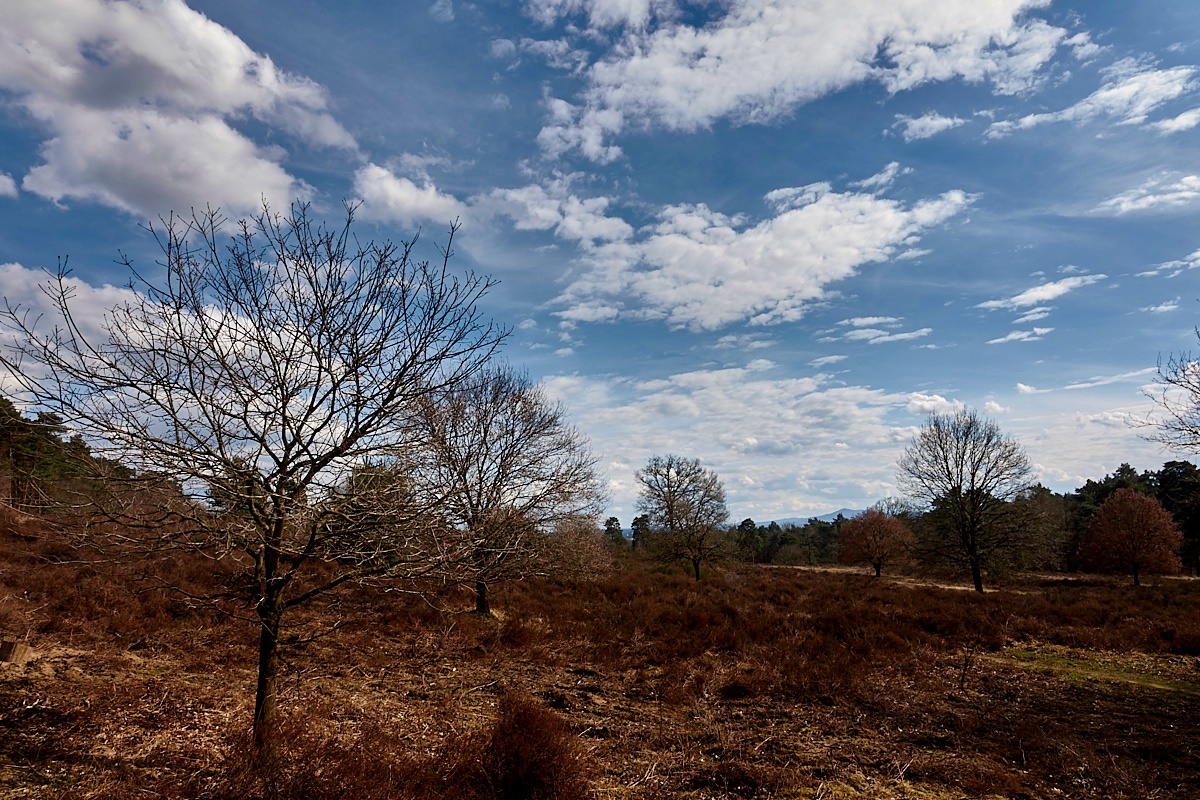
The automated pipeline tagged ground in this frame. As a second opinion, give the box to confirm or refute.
[1,525,1198,799]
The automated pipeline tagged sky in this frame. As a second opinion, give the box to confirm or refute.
[1,0,1198,523]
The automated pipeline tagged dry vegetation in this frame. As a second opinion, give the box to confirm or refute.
[2,509,1199,799]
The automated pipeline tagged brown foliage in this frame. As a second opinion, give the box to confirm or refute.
[5,508,1200,799]
[1081,488,1183,584]
[837,509,915,576]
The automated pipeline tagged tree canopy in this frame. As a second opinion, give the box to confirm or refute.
[898,409,1032,593]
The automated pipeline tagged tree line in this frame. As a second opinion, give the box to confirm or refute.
[606,410,1193,593]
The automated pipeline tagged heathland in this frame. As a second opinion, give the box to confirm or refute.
[2,507,1198,800]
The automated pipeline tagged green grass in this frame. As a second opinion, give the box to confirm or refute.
[1002,646,1200,697]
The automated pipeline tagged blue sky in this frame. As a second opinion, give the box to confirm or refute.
[2,0,1198,522]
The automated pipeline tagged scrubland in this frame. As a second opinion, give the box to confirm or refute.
[2,513,1198,799]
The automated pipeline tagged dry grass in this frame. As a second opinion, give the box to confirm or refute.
[2,513,1199,799]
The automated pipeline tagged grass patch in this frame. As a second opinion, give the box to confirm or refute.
[1001,645,1200,697]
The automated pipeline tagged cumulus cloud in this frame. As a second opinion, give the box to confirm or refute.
[0,262,141,391]
[0,0,355,217]
[987,60,1199,137]
[892,111,968,141]
[984,400,1009,415]
[977,274,1106,310]
[556,179,973,330]
[476,178,634,248]
[541,365,925,517]
[1097,173,1200,215]
[353,164,467,227]
[537,0,1067,160]
[906,392,964,416]
[523,0,670,30]
[0,173,16,198]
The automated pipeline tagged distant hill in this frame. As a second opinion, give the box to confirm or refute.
[770,508,864,527]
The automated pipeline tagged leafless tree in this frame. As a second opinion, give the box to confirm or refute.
[1147,345,1200,453]
[898,409,1032,593]
[413,364,606,614]
[0,202,505,750]
[635,454,730,580]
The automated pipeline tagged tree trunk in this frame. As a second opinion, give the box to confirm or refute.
[969,558,984,594]
[475,577,491,615]
[692,558,701,581]
[253,599,282,755]
[1133,569,1141,587]
[873,562,882,578]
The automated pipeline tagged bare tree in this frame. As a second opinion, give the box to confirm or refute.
[635,454,730,580]
[898,409,1032,593]
[413,364,606,614]
[1080,488,1182,585]
[0,203,505,750]
[838,508,915,577]
[1147,344,1200,452]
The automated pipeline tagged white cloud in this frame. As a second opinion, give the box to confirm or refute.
[851,161,910,191]
[353,163,468,227]
[984,400,1009,414]
[0,262,141,390]
[541,365,927,518]
[1062,367,1157,391]
[906,392,964,416]
[521,38,591,72]
[556,181,972,330]
[977,274,1106,310]
[477,179,634,247]
[714,333,774,351]
[1141,299,1180,314]
[1097,174,1200,215]
[892,112,968,142]
[1140,248,1200,277]
[429,0,454,22]
[987,326,1053,344]
[1016,382,1046,394]
[0,173,16,198]
[1151,107,1200,133]
[538,0,1066,160]
[490,38,518,59]
[840,327,933,345]
[1013,306,1052,323]
[0,0,355,217]
[988,60,1198,137]
[523,0,669,30]
[838,316,901,327]
[24,107,309,216]
[1063,31,1102,62]
[810,355,847,367]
